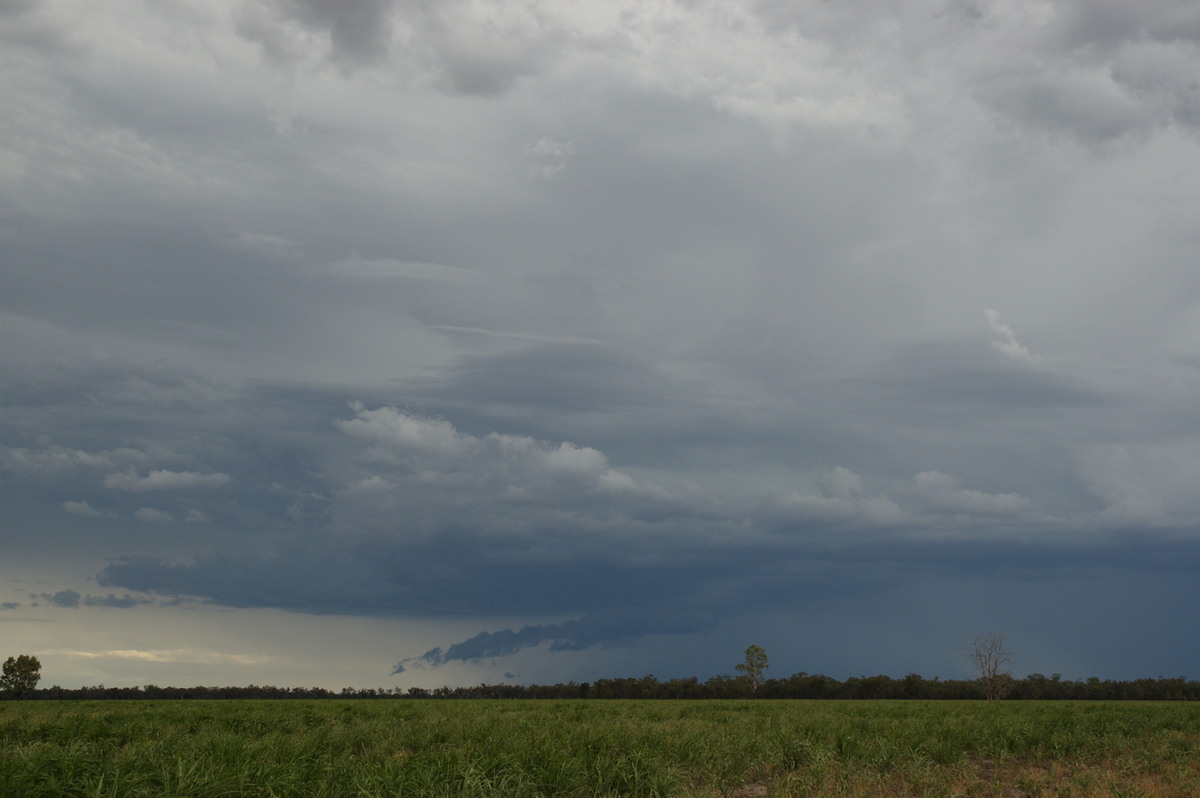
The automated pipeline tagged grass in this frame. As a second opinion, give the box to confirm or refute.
[0,699,1197,796]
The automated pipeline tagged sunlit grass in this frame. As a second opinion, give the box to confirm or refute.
[0,700,1197,796]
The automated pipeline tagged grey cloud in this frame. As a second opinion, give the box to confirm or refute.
[1,445,113,472]
[63,500,107,517]
[395,611,713,672]
[985,309,1039,363]
[65,377,1200,679]
[842,341,1107,415]
[0,365,351,561]
[83,593,154,609]
[1052,0,1200,49]
[96,532,724,619]
[524,138,576,179]
[95,503,1200,672]
[134,507,174,524]
[410,344,676,418]
[292,0,395,64]
[104,469,232,492]
[31,590,153,609]
[238,0,396,69]
[96,536,817,636]
[0,0,81,55]
[908,471,1028,516]
[396,344,847,475]
[2,225,314,362]
[1077,443,1200,529]
[954,1,1200,142]
[41,590,81,608]
[976,66,1147,144]
[330,402,647,509]
[237,0,563,93]
[5,0,1200,685]
[89,397,1192,662]
[13,347,1195,645]
[744,0,1200,143]
[421,8,565,97]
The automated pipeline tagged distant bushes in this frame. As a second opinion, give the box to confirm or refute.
[22,672,1200,701]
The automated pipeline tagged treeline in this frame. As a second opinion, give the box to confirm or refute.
[18,672,1200,701]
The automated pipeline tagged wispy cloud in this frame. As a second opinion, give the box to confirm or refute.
[63,500,110,518]
[2,445,114,471]
[985,309,1040,364]
[134,507,175,524]
[524,137,576,179]
[45,648,270,665]
[327,256,488,283]
[105,470,231,492]
[427,326,611,347]
[911,471,1029,516]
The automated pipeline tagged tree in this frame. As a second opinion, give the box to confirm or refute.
[1,655,41,697]
[735,644,769,694]
[968,632,1012,701]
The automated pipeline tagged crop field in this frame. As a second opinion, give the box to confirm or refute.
[0,699,1198,797]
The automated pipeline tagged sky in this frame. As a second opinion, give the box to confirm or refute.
[3,0,1200,690]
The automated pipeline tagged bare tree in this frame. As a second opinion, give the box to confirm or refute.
[968,632,1013,700]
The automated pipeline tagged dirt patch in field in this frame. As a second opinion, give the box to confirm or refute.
[713,756,1200,798]
[955,756,1200,798]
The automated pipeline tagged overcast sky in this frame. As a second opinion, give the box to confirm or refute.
[4,0,1200,690]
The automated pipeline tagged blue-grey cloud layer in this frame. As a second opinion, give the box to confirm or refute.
[4,0,1200,683]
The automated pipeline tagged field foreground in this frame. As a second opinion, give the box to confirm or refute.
[0,699,1197,797]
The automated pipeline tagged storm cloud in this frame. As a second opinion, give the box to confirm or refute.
[3,0,1200,688]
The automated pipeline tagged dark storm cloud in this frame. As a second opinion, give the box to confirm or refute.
[396,611,714,672]
[5,0,1200,686]
[42,590,81,609]
[408,534,1200,677]
[0,359,357,562]
[96,548,692,617]
[32,590,153,609]
[236,0,564,93]
[839,341,1108,416]
[1,223,322,353]
[12,346,1200,678]
[11,323,1200,673]
[414,344,668,416]
[964,1,1200,143]
[90,389,1188,664]
[1052,0,1200,48]
[238,0,396,68]
[419,12,566,97]
[0,0,80,54]
[401,341,872,474]
[83,593,154,609]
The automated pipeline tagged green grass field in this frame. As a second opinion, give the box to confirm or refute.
[0,699,1197,797]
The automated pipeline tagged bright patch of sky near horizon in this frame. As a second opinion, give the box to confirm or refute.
[4,0,1200,689]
